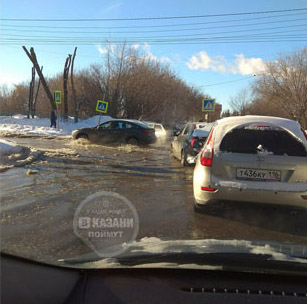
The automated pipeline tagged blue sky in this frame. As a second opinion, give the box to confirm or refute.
[1,0,307,111]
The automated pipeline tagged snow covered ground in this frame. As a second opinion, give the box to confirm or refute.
[0,114,112,137]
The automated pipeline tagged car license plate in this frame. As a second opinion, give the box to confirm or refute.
[236,168,281,181]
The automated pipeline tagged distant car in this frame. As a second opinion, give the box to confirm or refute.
[171,122,212,166]
[193,116,307,210]
[72,119,156,145]
[146,122,167,137]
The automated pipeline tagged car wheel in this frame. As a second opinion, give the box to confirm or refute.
[170,144,175,158]
[193,202,204,213]
[126,137,139,145]
[181,151,188,166]
[194,201,219,215]
[77,133,88,140]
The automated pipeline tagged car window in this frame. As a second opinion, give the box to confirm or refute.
[117,122,124,129]
[124,122,133,129]
[155,125,162,131]
[220,124,307,156]
[99,121,113,129]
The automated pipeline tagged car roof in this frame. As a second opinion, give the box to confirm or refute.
[106,118,144,123]
[213,115,307,150]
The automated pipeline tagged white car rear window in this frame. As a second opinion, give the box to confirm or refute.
[219,123,307,157]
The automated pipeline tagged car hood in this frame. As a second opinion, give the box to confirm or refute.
[72,127,94,134]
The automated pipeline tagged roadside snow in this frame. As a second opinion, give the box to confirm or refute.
[0,138,44,171]
[0,139,23,156]
[0,115,112,137]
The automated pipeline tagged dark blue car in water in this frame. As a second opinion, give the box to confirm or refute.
[72,119,156,145]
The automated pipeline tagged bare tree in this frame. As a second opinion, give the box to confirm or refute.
[63,54,72,121]
[70,47,78,122]
[253,47,307,128]
[23,46,57,111]
[32,66,43,118]
[229,88,251,115]
[27,66,35,118]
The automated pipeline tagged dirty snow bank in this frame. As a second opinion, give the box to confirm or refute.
[0,115,112,137]
[0,139,24,156]
[0,138,43,171]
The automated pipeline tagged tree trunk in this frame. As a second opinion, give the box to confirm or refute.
[63,54,72,121]
[70,47,78,123]
[33,66,43,118]
[22,46,57,111]
[27,66,35,118]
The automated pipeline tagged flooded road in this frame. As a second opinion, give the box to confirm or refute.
[1,136,307,264]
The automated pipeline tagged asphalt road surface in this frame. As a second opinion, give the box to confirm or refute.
[1,136,307,264]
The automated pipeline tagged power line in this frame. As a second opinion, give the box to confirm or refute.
[2,24,306,41]
[2,11,307,29]
[2,8,307,22]
[196,76,254,87]
[2,17,306,35]
[2,38,305,46]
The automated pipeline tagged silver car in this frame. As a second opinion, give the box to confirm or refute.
[193,116,307,210]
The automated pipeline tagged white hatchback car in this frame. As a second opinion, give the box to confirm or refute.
[193,116,307,210]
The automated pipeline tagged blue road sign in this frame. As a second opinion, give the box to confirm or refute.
[202,99,215,112]
[96,100,108,113]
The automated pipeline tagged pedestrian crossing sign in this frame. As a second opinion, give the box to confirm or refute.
[54,90,61,104]
[96,100,108,113]
[202,99,215,112]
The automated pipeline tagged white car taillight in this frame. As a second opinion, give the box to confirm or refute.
[200,145,214,167]
[200,127,214,167]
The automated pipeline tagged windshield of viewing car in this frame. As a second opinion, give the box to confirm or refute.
[1,0,307,272]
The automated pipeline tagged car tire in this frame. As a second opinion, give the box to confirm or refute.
[194,201,219,215]
[193,202,204,213]
[170,144,176,158]
[126,137,139,145]
[181,151,188,166]
[77,133,88,140]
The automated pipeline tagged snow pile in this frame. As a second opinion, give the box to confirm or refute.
[0,115,112,137]
[0,138,43,171]
[0,139,24,156]
[192,129,209,138]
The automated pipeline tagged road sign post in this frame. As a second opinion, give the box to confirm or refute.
[54,90,61,130]
[96,100,109,124]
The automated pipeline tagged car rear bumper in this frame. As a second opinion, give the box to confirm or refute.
[194,186,307,208]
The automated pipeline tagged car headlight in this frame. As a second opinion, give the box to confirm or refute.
[71,129,79,137]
